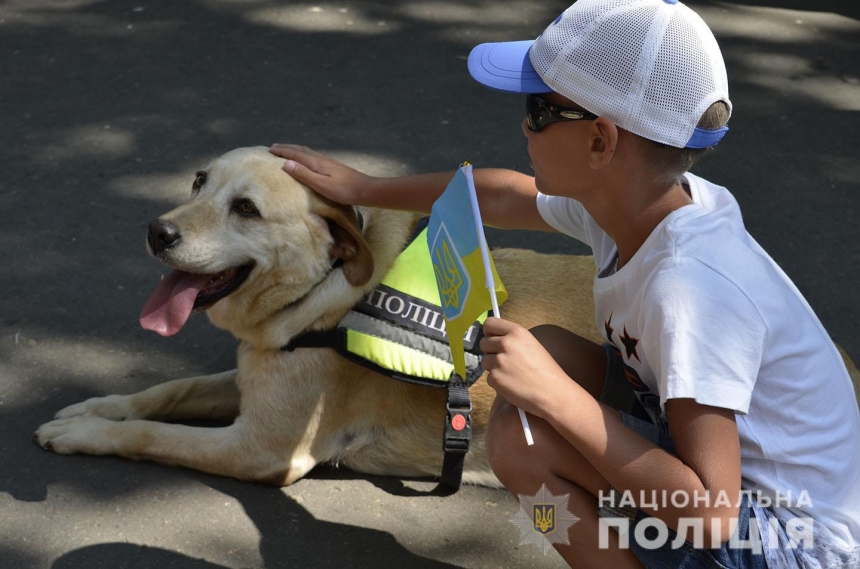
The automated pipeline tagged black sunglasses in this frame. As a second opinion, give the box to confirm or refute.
[526,94,599,132]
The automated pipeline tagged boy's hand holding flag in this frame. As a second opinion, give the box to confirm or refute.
[427,163,534,445]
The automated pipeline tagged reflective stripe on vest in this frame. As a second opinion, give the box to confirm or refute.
[343,312,482,383]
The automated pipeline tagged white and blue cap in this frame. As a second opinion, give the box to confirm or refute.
[468,0,731,149]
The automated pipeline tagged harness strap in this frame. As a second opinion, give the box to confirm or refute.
[281,329,342,352]
[437,374,472,493]
[283,311,484,387]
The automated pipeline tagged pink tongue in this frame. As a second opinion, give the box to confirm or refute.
[140,270,214,337]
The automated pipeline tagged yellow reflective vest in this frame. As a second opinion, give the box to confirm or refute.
[283,224,485,387]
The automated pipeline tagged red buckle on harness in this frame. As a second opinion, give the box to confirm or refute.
[451,413,467,431]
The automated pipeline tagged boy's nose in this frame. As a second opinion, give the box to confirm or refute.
[520,117,531,137]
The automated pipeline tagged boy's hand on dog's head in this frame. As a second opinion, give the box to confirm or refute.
[480,317,573,420]
[270,144,373,206]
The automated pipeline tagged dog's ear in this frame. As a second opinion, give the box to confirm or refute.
[316,205,374,287]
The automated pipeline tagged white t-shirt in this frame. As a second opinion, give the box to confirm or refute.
[536,173,860,558]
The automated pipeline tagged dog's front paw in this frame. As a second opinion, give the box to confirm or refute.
[35,416,117,455]
[54,394,137,421]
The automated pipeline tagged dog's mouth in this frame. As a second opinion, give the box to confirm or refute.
[140,264,253,337]
[192,264,254,309]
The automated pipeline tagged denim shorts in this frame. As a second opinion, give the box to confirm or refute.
[596,344,768,569]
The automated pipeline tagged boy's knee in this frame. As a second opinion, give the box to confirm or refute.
[485,400,526,479]
[528,324,573,356]
[486,399,517,456]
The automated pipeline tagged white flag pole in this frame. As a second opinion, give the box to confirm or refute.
[463,165,535,446]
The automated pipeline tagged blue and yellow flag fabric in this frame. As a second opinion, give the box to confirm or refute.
[427,164,507,380]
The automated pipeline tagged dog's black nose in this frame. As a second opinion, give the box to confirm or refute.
[148,219,182,255]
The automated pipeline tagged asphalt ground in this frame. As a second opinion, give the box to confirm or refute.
[1,1,859,568]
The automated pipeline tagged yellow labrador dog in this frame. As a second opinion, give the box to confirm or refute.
[35,147,860,486]
[34,146,602,487]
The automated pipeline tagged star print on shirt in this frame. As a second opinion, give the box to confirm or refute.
[604,313,615,344]
[620,326,640,362]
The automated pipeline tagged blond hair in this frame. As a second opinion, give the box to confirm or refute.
[637,101,731,187]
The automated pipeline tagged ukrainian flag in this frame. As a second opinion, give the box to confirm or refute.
[427,163,507,380]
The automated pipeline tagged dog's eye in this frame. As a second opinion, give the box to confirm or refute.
[233,198,260,218]
[192,171,207,195]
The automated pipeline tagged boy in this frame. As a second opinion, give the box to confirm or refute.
[271,0,860,566]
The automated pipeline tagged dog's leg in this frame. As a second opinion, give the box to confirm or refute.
[34,415,313,485]
[53,370,240,422]
[37,365,322,485]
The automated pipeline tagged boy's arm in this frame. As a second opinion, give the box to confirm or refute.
[561,387,742,547]
[269,144,554,232]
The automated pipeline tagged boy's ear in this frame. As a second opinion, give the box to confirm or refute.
[588,117,619,170]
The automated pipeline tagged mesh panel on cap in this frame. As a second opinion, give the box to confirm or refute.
[570,5,658,95]
[561,0,637,35]
[635,8,717,144]
[530,0,640,91]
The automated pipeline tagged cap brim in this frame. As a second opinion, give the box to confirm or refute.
[467,40,551,93]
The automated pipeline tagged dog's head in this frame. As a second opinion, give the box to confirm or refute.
[140,146,374,337]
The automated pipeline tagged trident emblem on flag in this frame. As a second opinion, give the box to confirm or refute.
[430,222,470,321]
[433,238,464,310]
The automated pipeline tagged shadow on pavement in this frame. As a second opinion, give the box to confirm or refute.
[54,544,230,569]
[729,0,860,20]
[50,479,462,569]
